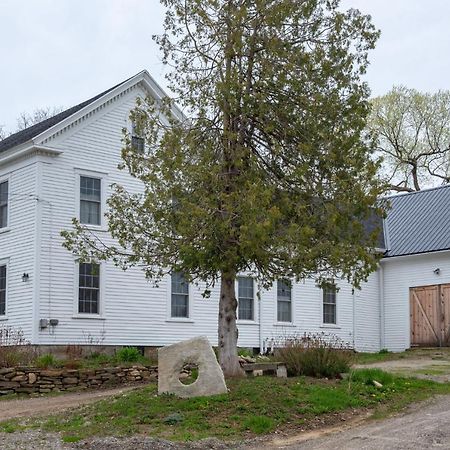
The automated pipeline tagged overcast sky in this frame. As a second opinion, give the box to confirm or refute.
[1,0,450,133]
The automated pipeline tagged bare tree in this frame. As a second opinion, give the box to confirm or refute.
[368,86,450,192]
[16,106,64,131]
[0,126,6,141]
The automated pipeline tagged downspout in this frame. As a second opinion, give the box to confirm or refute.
[378,263,385,350]
[352,288,356,350]
[258,290,263,354]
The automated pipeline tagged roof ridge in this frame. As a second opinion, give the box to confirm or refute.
[383,183,450,200]
[0,70,146,154]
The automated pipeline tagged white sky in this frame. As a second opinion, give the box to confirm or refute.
[1,0,450,133]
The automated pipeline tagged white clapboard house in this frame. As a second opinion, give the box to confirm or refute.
[0,70,449,353]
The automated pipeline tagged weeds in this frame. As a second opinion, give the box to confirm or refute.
[274,332,353,378]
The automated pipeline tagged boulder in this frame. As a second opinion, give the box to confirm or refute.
[158,336,227,398]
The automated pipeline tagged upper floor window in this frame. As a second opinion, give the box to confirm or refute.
[171,271,189,318]
[0,181,8,228]
[277,279,292,322]
[78,262,100,314]
[238,276,254,320]
[131,121,145,154]
[323,284,337,324]
[80,176,101,226]
[0,265,6,316]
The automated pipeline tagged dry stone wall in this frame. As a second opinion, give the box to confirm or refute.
[0,365,158,395]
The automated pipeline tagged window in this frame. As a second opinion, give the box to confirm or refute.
[78,263,100,314]
[80,176,101,225]
[322,284,337,324]
[131,121,145,153]
[0,181,8,228]
[171,272,189,318]
[277,279,292,322]
[0,265,6,316]
[238,277,254,320]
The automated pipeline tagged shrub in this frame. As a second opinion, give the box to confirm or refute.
[274,332,353,378]
[116,347,142,363]
[0,326,37,368]
[35,353,61,369]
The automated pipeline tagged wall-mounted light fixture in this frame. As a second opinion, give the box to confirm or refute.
[434,268,441,275]
[22,273,30,282]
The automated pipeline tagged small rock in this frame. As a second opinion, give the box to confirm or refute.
[373,380,383,388]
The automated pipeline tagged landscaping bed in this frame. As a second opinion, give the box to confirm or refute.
[2,368,449,444]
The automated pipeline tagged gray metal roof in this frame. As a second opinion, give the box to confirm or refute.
[384,185,450,257]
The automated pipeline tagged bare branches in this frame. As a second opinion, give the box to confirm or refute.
[369,86,450,191]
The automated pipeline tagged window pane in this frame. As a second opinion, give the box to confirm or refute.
[171,294,188,317]
[78,263,100,314]
[131,136,145,153]
[80,177,101,201]
[277,301,291,322]
[0,265,5,316]
[80,177,101,225]
[0,181,8,228]
[238,277,254,320]
[80,200,100,225]
[171,272,189,317]
[322,284,336,324]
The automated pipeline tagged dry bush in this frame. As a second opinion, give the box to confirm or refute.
[0,326,38,368]
[274,332,353,378]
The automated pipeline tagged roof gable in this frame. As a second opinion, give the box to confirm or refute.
[0,70,179,154]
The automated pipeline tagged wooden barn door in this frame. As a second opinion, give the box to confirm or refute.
[410,284,450,347]
[410,285,440,346]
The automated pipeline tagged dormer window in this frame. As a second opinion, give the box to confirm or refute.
[131,121,145,153]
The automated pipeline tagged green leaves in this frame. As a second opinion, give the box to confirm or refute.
[63,0,385,291]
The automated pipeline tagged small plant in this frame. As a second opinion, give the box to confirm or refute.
[379,348,390,354]
[0,326,37,368]
[65,344,83,359]
[238,348,253,358]
[35,353,61,369]
[116,347,142,363]
[274,332,353,378]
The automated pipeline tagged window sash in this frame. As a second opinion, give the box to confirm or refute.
[78,263,100,314]
[238,277,254,320]
[80,176,101,225]
[0,265,6,316]
[322,286,337,324]
[0,181,8,228]
[277,279,292,322]
[171,272,189,318]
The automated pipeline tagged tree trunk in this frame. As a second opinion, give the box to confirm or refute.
[218,272,244,378]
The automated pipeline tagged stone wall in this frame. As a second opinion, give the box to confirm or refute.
[0,365,158,395]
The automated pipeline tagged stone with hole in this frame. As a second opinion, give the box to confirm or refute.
[158,336,227,398]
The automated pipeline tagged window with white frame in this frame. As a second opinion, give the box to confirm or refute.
[277,279,292,322]
[171,272,189,318]
[78,263,100,314]
[80,176,101,225]
[0,181,8,228]
[238,277,254,320]
[131,120,145,153]
[322,284,337,324]
[0,265,6,316]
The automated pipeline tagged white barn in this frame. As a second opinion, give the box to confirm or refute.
[0,70,449,354]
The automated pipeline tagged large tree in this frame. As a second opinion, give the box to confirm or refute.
[63,0,384,377]
[368,86,450,192]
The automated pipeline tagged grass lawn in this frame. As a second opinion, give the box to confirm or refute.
[2,368,450,443]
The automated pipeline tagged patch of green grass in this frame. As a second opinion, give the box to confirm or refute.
[354,350,402,364]
[62,435,83,443]
[10,371,450,443]
[242,416,274,434]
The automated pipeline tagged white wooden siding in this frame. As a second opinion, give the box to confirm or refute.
[382,251,450,352]
[29,85,377,349]
[0,160,38,339]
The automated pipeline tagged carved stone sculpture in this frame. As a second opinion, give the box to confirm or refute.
[158,336,228,398]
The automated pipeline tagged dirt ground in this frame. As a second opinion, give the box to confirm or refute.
[0,385,139,421]
[355,348,450,383]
